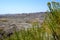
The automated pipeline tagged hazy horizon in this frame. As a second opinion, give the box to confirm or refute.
[0,0,60,14]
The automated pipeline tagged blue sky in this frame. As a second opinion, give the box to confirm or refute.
[0,0,60,14]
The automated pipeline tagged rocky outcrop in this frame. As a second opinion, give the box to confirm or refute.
[0,24,18,39]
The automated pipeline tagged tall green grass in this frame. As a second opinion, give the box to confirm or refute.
[46,1,60,40]
[4,22,54,40]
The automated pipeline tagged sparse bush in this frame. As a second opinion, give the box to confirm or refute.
[0,19,8,22]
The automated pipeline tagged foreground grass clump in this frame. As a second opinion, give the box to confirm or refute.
[4,22,55,40]
[46,1,60,40]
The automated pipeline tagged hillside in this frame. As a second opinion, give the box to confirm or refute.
[0,12,46,33]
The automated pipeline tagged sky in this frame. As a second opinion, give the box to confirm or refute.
[0,0,60,14]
